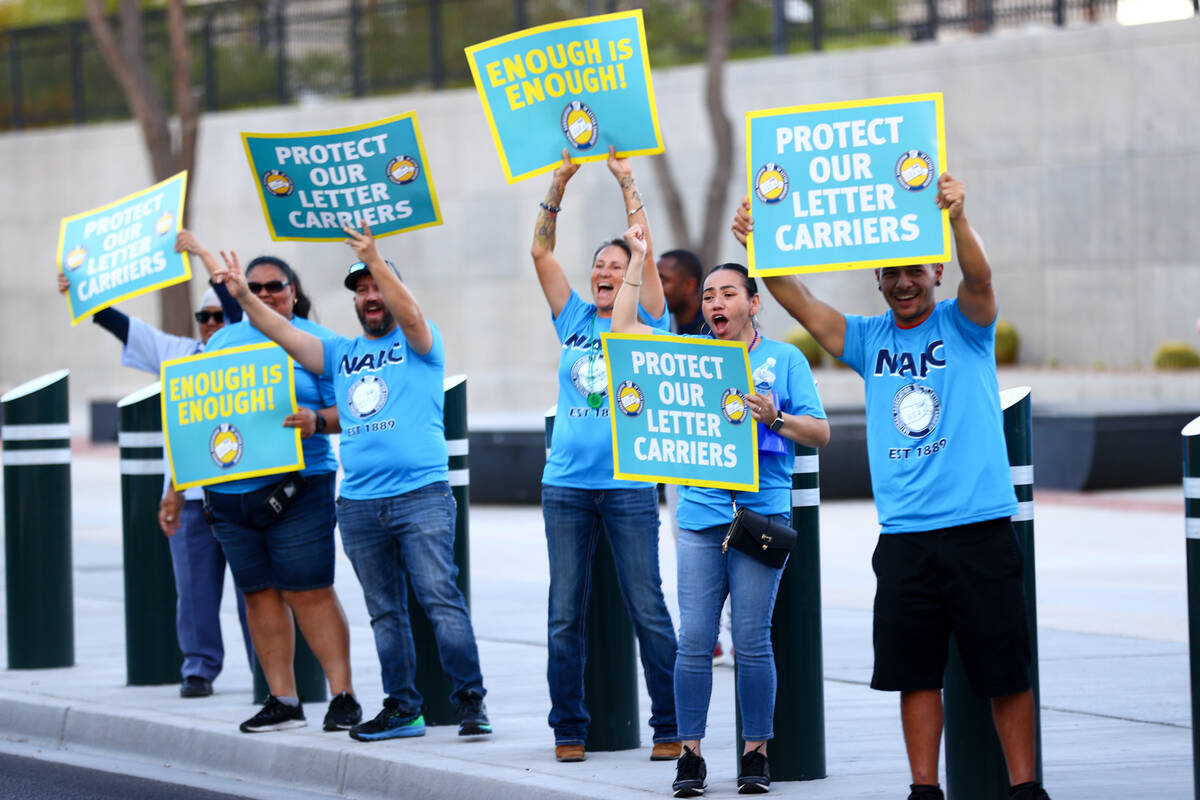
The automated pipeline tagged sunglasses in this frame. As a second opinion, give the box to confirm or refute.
[248,280,290,294]
[194,310,224,324]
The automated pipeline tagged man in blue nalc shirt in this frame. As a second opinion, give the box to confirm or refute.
[214,224,492,743]
[733,173,1050,800]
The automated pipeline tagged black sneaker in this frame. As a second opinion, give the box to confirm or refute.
[180,676,213,698]
[456,691,493,736]
[1009,782,1051,800]
[737,748,770,793]
[349,697,426,741]
[672,746,707,797]
[908,785,945,800]
[239,695,306,733]
[323,691,362,731]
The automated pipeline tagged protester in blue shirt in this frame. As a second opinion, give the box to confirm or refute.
[201,251,361,736]
[732,174,1051,800]
[530,148,680,763]
[612,225,829,797]
[212,226,492,743]
[54,230,251,700]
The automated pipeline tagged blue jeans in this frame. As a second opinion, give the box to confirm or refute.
[675,519,788,741]
[542,484,678,745]
[170,500,253,680]
[337,481,485,714]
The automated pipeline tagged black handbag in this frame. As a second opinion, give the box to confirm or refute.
[721,506,797,569]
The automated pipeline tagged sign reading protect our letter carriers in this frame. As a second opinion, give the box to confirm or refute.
[465,10,663,183]
[602,333,758,492]
[242,112,442,242]
[57,171,190,324]
[161,343,304,490]
[746,93,949,276]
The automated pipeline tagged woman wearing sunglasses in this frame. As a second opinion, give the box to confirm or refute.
[55,229,251,701]
[530,147,680,763]
[611,224,829,797]
[198,248,361,735]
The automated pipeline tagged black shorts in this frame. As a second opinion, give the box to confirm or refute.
[870,517,1031,697]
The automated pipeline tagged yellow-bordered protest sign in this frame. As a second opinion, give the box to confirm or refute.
[161,342,304,490]
[241,112,443,242]
[57,171,191,325]
[465,9,663,183]
[602,332,759,492]
[746,93,950,276]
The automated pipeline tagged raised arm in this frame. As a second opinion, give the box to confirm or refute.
[176,229,243,323]
[611,224,654,335]
[343,224,433,355]
[211,250,326,374]
[731,196,846,357]
[529,150,579,317]
[607,147,664,319]
[937,173,996,327]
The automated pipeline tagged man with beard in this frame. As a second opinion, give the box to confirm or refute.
[212,225,491,743]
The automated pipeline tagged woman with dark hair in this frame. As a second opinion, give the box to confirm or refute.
[201,250,360,735]
[612,226,830,796]
[530,148,680,763]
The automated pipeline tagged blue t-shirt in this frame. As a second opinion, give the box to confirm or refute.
[839,299,1017,533]
[323,323,447,500]
[204,316,339,493]
[677,336,826,530]
[543,290,669,490]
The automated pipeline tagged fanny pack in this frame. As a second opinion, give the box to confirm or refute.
[721,506,796,569]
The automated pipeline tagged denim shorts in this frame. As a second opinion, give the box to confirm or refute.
[204,472,337,593]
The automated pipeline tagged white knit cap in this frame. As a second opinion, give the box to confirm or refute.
[199,287,220,309]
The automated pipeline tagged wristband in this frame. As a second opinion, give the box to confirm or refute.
[315,412,327,433]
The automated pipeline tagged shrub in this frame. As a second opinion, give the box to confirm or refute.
[995,317,1020,365]
[783,325,822,368]
[1152,341,1200,370]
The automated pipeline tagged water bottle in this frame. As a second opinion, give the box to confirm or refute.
[753,358,787,456]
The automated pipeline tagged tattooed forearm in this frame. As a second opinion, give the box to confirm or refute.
[535,211,557,251]
[618,175,641,206]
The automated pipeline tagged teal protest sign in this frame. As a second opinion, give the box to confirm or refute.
[465,10,663,183]
[602,333,758,491]
[746,93,950,276]
[57,171,190,324]
[161,343,303,490]
[241,112,442,242]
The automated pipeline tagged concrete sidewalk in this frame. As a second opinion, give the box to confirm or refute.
[0,445,1193,798]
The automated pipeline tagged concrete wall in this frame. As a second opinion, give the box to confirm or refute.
[2,17,1197,430]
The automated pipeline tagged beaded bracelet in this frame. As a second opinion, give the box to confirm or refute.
[539,201,561,214]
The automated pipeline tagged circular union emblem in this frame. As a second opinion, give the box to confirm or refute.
[155,211,174,236]
[348,375,388,420]
[894,150,935,192]
[892,383,941,438]
[615,381,645,417]
[569,353,607,401]
[385,155,420,185]
[561,101,599,150]
[753,163,789,204]
[66,245,87,270]
[208,423,244,469]
[263,169,295,197]
[720,388,749,425]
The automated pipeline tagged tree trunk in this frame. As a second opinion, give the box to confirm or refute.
[698,0,734,271]
[85,0,197,338]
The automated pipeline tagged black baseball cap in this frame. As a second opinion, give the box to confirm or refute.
[344,259,401,290]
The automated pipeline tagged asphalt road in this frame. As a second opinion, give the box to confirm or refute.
[0,752,254,800]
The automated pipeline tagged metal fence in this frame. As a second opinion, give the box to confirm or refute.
[0,0,1136,131]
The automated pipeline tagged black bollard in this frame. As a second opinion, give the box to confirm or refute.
[409,374,472,725]
[1181,415,1200,800]
[118,382,182,685]
[545,408,640,751]
[736,445,826,779]
[2,369,74,669]
[944,386,1043,799]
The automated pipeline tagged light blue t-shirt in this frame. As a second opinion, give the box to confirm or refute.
[543,290,669,490]
[204,316,339,494]
[322,323,447,500]
[677,336,826,531]
[839,299,1017,533]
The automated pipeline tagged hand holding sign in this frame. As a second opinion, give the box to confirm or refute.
[343,223,382,264]
[935,172,964,220]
